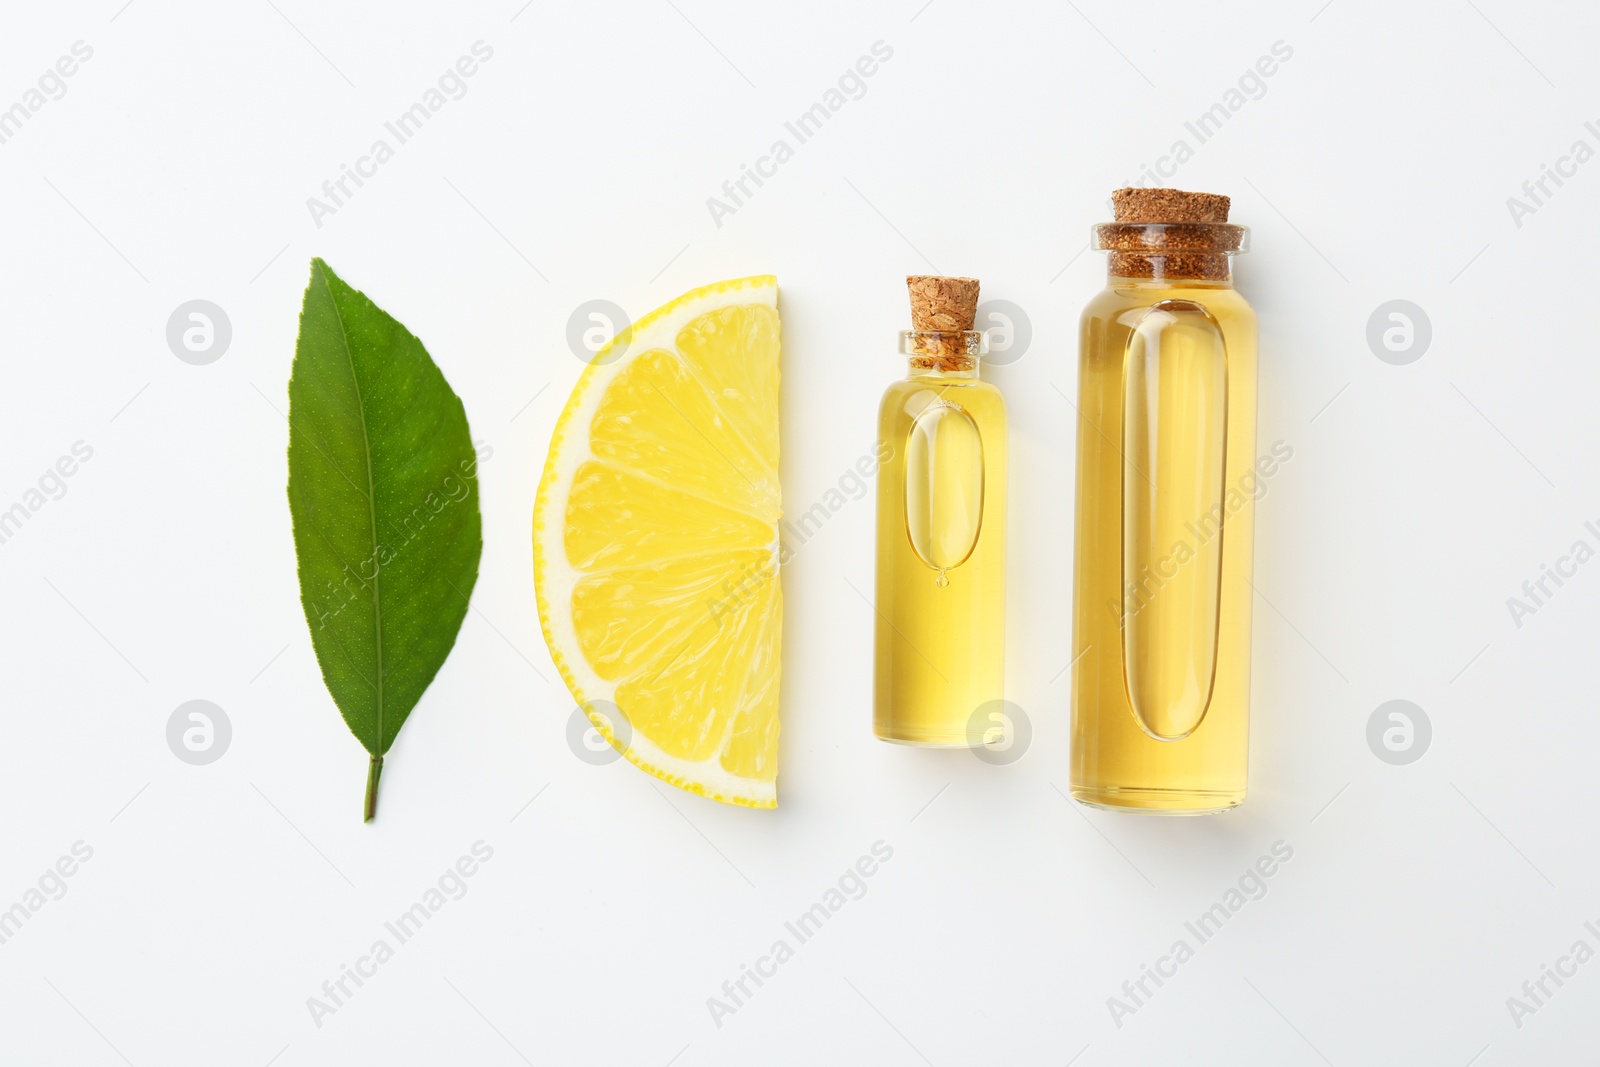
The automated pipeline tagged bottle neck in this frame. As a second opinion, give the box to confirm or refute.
[900,330,986,379]
[1092,222,1247,287]
[906,360,980,380]
[1106,255,1235,285]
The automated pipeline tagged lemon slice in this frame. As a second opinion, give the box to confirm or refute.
[535,276,782,807]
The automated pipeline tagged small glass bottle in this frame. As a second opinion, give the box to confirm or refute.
[1069,189,1257,812]
[873,277,1008,746]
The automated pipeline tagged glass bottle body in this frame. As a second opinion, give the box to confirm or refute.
[873,338,1007,746]
[1069,274,1258,812]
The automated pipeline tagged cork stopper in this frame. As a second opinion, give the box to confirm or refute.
[907,275,979,332]
[905,276,981,371]
[1098,188,1243,281]
[1112,187,1231,224]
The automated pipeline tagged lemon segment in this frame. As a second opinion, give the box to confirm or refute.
[534,276,782,807]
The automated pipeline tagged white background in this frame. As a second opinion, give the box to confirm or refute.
[2,0,1597,1063]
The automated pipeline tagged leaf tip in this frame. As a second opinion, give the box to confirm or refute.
[307,256,336,285]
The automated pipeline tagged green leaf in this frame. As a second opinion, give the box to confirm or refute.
[286,258,482,822]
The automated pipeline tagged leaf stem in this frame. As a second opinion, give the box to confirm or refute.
[364,755,383,822]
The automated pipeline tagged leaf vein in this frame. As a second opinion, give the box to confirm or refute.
[316,263,387,753]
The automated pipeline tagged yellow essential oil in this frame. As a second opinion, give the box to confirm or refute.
[873,277,1007,746]
[1069,191,1258,812]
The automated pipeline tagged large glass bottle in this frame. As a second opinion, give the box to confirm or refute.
[1069,190,1257,812]
[874,277,1007,746]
